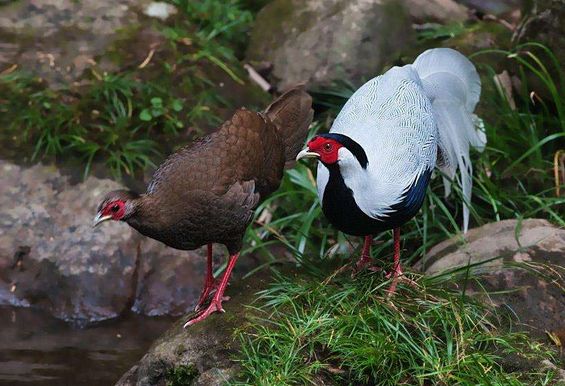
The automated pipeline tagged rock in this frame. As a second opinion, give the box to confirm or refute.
[132,240,223,317]
[0,0,144,87]
[0,160,261,324]
[416,219,565,339]
[115,275,268,386]
[455,0,523,16]
[246,0,470,90]
[246,0,413,90]
[0,161,138,323]
[143,2,178,20]
[404,0,469,23]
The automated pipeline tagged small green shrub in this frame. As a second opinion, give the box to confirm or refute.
[166,364,199,386]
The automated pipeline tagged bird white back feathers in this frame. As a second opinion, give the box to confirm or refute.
[314,48,485,233]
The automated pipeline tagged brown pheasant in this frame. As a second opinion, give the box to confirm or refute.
[93,86,313,326]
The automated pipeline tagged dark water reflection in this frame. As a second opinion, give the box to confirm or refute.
[0,307,174,386]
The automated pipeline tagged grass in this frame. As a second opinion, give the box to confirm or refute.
[236,44,565,384]
[165,363,199,386]
[0,0,260,179]
[233,271,558,385]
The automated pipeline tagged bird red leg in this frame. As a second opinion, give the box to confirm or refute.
[194,244,218,311]
[351,235,374,276]
[184,252,240,328]
[387,227,403,294]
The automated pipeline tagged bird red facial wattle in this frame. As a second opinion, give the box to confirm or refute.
[101,200,126,221]
[306,136,343,164]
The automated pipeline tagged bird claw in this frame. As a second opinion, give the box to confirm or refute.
[184,299,225,328]
[385,269,418,295]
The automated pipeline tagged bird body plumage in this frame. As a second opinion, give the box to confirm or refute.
[95,86,313,326]
[317,48,485,233]
[120,87,313,255]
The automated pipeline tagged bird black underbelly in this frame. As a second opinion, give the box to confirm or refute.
[321,165,432,236]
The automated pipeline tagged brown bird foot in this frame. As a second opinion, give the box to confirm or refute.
[184,252,240,328]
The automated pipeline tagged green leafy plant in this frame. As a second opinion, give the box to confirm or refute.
[139,96,185,135]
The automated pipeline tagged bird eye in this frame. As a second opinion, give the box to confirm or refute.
[111,204,120,212]
[323,143,332,152]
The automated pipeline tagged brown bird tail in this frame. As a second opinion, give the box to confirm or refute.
[264,85,314,168]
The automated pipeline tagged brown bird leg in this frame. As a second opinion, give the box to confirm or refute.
[184,252,240,328]
[386,227,403,294]
[194,244,221,311]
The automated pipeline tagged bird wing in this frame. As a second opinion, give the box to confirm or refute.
[327,65,437,220]
[147,108,286,200]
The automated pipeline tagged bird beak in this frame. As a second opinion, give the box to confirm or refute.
[93,213,112,228]
[296,148,320,161]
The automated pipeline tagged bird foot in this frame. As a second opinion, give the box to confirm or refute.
[194,278,223,311]
[184,297,226,328]
[385,267,418,295]
[351,255,382,278]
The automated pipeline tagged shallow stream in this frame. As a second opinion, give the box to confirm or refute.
[0,307,174,385]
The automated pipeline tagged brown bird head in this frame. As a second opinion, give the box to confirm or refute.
[93,189,140,227]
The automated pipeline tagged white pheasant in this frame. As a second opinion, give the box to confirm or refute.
[296,48,486,292]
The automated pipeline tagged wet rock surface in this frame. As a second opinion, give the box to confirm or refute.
[0,160,260,324]
[417,219,565,339]
[115,275,268,386]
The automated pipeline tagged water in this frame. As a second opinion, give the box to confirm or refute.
[0,307,174,386]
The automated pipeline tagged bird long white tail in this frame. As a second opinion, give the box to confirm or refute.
[412,48,486,232]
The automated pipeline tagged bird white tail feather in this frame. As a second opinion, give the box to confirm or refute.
[412,48,486,232]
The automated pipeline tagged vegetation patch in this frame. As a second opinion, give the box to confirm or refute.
[0,0,261,179]
[166,363,199,386]
[233,271,559,385]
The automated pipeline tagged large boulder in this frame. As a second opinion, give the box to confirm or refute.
[0,160,259,324]
[246,0,470,90]
[455,0,523,16]
[416,219,565,339]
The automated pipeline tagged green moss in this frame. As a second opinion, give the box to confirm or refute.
[175,344,187,356]
[165,364,199,386]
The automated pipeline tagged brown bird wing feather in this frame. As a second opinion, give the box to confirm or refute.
[128,87,313,253]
